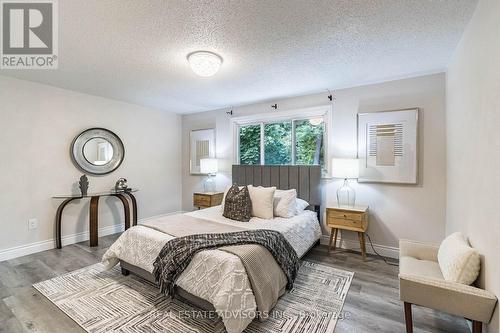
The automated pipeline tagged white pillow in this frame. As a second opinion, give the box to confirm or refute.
[295,198,309,214]
[437,232,480,285]
[274,189,297,218]
[248,185,276,219]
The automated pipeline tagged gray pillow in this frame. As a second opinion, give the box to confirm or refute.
[223,185,252,222]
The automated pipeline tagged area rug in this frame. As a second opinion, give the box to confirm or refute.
[33,261,353,333]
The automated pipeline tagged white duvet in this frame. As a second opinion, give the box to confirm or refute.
[102,206,321,333]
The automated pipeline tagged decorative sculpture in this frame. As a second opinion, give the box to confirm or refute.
[115,178,128,192]
[79,174,89,196]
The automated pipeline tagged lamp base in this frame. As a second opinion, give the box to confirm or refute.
[203,175,216,192]
[337,179,356,207]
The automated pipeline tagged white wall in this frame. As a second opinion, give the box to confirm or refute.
[182,73,447,254]
[0,76,182,260]
[446,0,500,331]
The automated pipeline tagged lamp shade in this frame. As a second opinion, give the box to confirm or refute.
[200,158,218,174]
[331,158,359,179]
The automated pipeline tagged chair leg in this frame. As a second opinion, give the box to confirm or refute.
[404,302,413,333]
[472,320,482,333]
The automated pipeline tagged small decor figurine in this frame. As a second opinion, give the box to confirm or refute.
[79,175,89,196]
[115,178,128,192]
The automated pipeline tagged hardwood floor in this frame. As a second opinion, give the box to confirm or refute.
[307,246,469,333]
[0,234,469,333]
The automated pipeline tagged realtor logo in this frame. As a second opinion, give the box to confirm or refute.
[1,0,58,69]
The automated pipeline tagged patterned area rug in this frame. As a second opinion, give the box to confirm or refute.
[33,261,353,333]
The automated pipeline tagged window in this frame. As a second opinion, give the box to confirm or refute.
[294,119,324,166]
[239,124,261,165]
[264,122,292,165]
[235,108,329,172]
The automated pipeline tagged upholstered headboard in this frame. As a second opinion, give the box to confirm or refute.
[232,165,322,220]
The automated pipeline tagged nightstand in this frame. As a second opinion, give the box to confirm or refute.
[193,192,224,209]
[327,205,369,260]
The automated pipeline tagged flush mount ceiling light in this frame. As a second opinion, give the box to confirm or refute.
[187,51,223,77]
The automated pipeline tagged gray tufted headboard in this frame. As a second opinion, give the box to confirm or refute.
[232,165,322,221]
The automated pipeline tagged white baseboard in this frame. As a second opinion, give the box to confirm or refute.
[320,235,399,259]
[0,211,398,262]
[137,211,186,223]
[0,211,184,262]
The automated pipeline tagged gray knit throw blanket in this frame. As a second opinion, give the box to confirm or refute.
[153,230,300,296]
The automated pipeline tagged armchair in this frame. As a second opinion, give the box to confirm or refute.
[399,239,497,333]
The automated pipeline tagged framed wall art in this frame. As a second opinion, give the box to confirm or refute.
[357,108,419,184]
[190,128,216,174]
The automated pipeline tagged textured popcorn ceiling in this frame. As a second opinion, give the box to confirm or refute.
[1,0,477,114]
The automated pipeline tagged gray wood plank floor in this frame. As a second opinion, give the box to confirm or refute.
[0,234,469,333]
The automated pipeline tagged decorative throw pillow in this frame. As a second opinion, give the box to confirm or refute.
[221,185,242,209]
[248,185,276,219]
[437,232,480,285]
[295,198,310,214]
[223,185,252,222]
[274,189,297,218]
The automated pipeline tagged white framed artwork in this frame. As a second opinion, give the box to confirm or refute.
[190,128,216,174]
[357,108,419,184]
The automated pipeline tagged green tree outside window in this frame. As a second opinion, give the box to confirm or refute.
[264,122,292,165]
[239,124,261,165]
[239,118,325,170]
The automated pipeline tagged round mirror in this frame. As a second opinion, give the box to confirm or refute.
[83,138,114,166]
[71,128,124,175]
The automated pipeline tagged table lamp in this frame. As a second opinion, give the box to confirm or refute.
[332,158,359,207]
[200,158,218,192]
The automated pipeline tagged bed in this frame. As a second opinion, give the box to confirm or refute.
[102,165,322,333]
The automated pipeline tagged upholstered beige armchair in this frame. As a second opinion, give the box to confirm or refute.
[399,239,497,333]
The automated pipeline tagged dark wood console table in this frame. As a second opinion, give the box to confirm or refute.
[53,189,138,249]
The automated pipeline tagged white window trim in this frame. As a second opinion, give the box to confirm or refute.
[230,105,333,176]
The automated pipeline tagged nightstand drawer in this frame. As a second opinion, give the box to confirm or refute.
[328,217,363,229]
[193,192,224,209]
[194,195,211,206]
[328,210,364,221]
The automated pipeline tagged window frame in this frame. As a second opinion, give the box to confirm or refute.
[231,105,333,175]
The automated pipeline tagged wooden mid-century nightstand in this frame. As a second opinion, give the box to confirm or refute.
[193,192,224,209]
[327,205,369,260]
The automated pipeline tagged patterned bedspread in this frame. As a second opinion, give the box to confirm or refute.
[102,206,321,333]
[153,230,299,312]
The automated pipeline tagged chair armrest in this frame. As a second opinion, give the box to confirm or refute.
[399,273,498,323]
[399,239,440,262]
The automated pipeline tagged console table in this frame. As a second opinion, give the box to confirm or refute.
[52,189,138,249]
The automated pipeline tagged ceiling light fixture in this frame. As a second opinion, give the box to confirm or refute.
[187,51,223,77]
